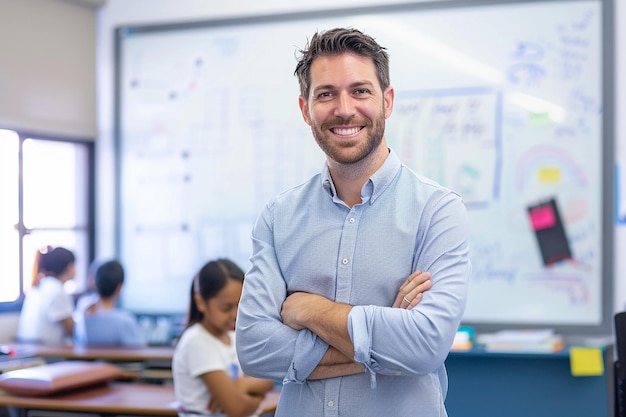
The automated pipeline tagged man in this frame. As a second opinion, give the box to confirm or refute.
[236,27,471,417]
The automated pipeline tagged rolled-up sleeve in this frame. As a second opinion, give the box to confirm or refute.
[284,328,329,383]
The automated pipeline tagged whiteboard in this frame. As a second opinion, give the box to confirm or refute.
[115,0,612,332]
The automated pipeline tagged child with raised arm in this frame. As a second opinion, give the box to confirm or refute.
[173,259,274,417]
[17,246,76,345]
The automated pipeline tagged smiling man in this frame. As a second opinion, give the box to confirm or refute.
[236,27,471,417]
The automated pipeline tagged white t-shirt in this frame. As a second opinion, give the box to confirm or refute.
[173,323,241,415]
[17,276,74,345]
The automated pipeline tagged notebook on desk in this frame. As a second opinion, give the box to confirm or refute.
[476,329,565,353]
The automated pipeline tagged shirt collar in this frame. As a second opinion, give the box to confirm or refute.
[320,148,402,205]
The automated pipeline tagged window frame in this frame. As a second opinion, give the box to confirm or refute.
[0,129,95,313]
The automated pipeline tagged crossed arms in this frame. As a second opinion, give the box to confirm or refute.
[280,270,432,380]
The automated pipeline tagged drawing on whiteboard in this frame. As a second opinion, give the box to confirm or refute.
[388,88,500,208]
[516,145,588,192]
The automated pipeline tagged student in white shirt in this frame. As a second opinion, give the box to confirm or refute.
[173,258,274,417]
[17,246,76,345]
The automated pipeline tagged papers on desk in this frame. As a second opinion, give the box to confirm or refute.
[476,329,565,353]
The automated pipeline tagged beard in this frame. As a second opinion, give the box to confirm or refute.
[310,112,386,165]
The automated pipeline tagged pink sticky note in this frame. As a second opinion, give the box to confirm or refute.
[529,205,556,230]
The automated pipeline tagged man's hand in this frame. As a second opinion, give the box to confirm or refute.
[392,270,431,309]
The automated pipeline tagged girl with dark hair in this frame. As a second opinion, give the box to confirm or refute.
[17,246,76,345]
[172,258,274,417]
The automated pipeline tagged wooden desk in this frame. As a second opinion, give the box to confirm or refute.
[0,382,178,416]
[9,343,174,382]
[0,383,280,417]
[10,343,174,362]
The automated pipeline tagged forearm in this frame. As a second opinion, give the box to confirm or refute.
[236,376,275,396]
[203,372,265,417]
[283,293,354,359]
[307,345,362,379]
[318,346,353,366]
[308,362,365,380]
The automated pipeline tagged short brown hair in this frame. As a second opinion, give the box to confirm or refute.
[294,27,390,99]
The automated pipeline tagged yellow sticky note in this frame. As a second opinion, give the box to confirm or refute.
[569,346,604,376]
[538,167,561,183]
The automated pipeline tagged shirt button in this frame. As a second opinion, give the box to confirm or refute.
[327,401,335,407]
[349,217,355,224]
[342,258,349,265]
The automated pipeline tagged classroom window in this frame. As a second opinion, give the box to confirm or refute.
[0,129,93,305]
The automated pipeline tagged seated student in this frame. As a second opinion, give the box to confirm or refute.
[74,260,146,347]
[17,246,76,345]
[173,258,274,417]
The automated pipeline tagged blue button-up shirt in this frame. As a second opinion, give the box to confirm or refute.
[236,149,471,417]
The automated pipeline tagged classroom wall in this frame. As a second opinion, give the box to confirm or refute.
[0,0,98,138]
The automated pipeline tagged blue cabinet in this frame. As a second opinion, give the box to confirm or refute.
[444,346,614,417]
